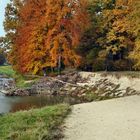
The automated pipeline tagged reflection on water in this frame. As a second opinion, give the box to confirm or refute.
[0,93,21,114]
[0,92,81,114]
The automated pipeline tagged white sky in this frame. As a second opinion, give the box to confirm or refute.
[0,0,10,36]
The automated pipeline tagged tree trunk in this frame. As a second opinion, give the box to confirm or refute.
[58,55,61,75]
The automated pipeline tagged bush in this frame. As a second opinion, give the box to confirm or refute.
[92,59,106,71]
[0,53,6,65]
[113,60,132,71]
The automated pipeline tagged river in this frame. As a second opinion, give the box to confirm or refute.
[0,75,82,114]
[0,92,81,114]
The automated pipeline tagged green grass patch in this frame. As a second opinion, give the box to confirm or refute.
[84,90,113,102]
[0,104,71,140]
[14,74,38,88]
[0,65,39,88]
[0,65,15,77]
[84,92,100,102]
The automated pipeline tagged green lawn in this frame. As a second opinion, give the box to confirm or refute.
[0,104,70,140]
[0,65,15,77]
[0,65,38,88]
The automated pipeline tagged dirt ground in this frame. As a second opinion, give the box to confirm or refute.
[63,95,140,140]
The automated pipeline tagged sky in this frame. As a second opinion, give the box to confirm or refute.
[0,0,10,36]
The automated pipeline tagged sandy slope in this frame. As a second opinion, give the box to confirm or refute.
[63,95,140,140]
[79,72,140,92]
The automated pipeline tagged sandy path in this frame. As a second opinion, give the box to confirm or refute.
[63,95,140,140]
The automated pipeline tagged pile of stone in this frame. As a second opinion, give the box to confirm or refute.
[0,76,16,95]
[5,88,31,96]
[31,77,65,95]
[30,72,139,100]
[30,72,88,95]
[56,72,87,84]
[5,72,140,99]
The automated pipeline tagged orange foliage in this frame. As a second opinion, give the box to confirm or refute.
[9,0,89,74]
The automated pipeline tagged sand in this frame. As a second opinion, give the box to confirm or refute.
[63,95,140,140]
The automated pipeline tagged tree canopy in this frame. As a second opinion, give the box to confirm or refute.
[1,0,140,74]
[7,0,89,74]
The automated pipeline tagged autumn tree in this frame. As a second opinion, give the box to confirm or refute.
[105,0,140,70]
[128,0,140,70]
[1,0,23,71]
[76,0,116,71]
[6,0,140,72]
[9,0,89,74]
[3,0,23,49]
[78,0,138,71]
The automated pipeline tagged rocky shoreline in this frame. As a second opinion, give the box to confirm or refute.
[4,72,140,102]
[5,88,31,96]
[0,75,16,94]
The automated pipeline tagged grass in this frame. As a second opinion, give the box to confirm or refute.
[0,65,38,88]
[0,104,71,140]
[14,74,38,88]
[84,87,113,102]
[84,92,100,102]
[100,71,140,78]
[0,65,15,77]
[84,92,113,102]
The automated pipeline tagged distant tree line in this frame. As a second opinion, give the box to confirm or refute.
[0,0,140,74]
[0,41,6,65]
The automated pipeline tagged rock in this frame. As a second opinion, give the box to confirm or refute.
[0,77,16,91]
[31,77,65,95]
[5,72,139,99]
[6,89,31,96]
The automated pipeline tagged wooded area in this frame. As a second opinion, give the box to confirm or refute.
[0,0,140,74]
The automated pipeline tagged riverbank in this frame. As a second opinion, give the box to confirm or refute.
[0,65,39,89]
[17,71,140,97]
[2,70,140,103]
[1,66,140,98]
[1,66,140,140]
[0,104,70,140]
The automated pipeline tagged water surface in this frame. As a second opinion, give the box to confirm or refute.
[0,92,81,114]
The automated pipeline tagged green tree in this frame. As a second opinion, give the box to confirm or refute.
[77,0,115,71]
[3,0,22,48]
[79,0,137,71]
[0,48,6,65]
[2,0,23,71]
[128,0,140,70]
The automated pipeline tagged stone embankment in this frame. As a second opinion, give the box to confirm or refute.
[21,72,140,99]
[6,88,31,96]
[5,72,140,99]
[0,75,16,93]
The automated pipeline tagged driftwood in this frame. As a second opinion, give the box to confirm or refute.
[50,77,80,87]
